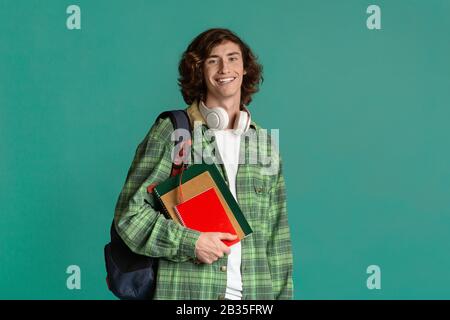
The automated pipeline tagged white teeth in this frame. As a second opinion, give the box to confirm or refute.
[217,77,235,84]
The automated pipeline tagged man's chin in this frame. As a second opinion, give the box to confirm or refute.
[214,88,240,99]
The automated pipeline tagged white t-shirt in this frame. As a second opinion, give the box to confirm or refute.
[213,130,243,300]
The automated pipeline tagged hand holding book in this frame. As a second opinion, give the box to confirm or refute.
[194,232,238,264]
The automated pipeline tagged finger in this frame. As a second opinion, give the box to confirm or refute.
[208,252,218,262]
[216,241,230,255]
[219,233,238,240]
[201,255,213,264]
[222,245,231,255]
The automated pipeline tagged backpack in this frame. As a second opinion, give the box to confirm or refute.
[104,110,191,300]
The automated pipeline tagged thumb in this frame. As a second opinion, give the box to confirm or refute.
[219,233,238,240]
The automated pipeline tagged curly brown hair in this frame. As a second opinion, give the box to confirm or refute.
[178,28,263,106]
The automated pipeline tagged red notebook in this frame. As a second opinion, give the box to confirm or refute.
[174,187,239,247]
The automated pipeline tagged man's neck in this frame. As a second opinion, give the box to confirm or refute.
[205,95,241,129]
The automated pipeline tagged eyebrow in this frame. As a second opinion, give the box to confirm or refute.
[207,52,241,59]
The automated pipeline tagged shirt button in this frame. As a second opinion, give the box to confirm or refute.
[220,265,227,272]
[218,294,225,300]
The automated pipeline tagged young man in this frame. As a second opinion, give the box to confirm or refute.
[114,28,293,300]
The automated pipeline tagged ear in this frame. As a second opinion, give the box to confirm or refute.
[243,69,247,75]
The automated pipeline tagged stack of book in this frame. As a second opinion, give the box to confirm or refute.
[153,164,252,246]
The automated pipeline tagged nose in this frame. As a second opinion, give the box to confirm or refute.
[218,60,230,74]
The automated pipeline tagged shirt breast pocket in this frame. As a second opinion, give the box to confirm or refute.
[249,178,271,219]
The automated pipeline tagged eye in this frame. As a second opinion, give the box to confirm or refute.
[229,56,238,62]
[207,59,217,64]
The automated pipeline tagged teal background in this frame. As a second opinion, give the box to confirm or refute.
[1,0,449,299]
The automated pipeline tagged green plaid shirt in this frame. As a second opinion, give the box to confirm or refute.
[114,101,293,300]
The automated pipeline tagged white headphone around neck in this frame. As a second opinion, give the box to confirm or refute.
[199,100,251,134]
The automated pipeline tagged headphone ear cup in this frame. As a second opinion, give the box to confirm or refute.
[207,107,229,130]
[233,110,249,135]
[243,111,251,132]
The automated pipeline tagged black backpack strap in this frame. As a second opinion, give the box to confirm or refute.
[155,110,192,177]
[156,110,191,135]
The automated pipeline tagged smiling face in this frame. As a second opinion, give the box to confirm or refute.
[203,40,247,105]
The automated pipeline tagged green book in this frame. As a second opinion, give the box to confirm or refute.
[153,163,252,239]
